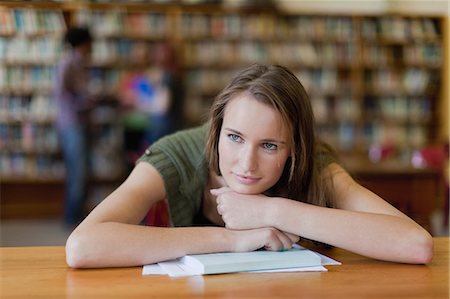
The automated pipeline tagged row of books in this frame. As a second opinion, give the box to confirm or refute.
[318,122,356,152]
[0,36,171,67]
[0,95,56,122]
[0,36,63,64]
[0,152,65,179]
[91,145,125,179]
[362,44,442,67]
[0,123,59,153]
[186,69,351,97]
[318,122,427,153]
[88,68,123,94]
[365,68,434,95]
[87,125,125,179]
[179,14,353,40]
[296,70,351,96]
[89,39,165,66]
[0,66,126,96]
[88,125,124,152]
[0,66,54,94]
[183,41,355,68]
[0,150,124,179]
[312,96,430,126]
[73,12,438,42]
[361,123,427,149]
[3,35,438,71]
[403,44,442,66]
[0,90,123,126]
[363,96,432,121]
[0,7,170,39]
[0,125,124,179]
[0,8,65,36]
[5,8,437,42]
[361,17,440,41]
[73,10,169,38]
[311,96,360,123]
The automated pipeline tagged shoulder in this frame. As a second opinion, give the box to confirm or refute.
[136,125,210,226]
[59,52,80,73]
[136,124,209,179]
[152,124,208,155]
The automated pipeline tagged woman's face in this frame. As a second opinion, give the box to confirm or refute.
[218,92,291,194]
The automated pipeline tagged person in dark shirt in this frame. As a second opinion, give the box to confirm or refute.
[53,27,93,226]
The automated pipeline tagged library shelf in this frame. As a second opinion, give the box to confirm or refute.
[0,1,446,223]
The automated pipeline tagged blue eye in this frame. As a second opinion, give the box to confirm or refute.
[263,143,278,151]
[228,134,243,143]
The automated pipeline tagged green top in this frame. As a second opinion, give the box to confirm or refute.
[137,125,209,226]
[137,124,338,227]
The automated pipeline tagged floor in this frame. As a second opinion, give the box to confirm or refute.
[1,219,72,247]
[1,211,449,247]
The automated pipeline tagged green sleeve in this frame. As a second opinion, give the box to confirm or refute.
[136,126,208,226]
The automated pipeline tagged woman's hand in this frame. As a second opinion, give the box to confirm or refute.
[229,227,299,252]
[211,187,274,230]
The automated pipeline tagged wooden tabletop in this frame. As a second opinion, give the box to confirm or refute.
[1,238,448,298]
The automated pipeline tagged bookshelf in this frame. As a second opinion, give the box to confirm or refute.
[0,5,130,182]
[179,11,444,160]
[0,1,447,220]
[0,7,66,181]
[358,16,443,160]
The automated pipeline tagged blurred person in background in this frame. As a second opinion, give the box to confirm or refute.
[152,42,184,134]
[53,27,93,226]
[119,42,174,172]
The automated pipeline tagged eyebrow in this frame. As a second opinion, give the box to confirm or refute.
[223,127,287,144]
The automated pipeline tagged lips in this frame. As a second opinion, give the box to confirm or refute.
[234,173,261,185]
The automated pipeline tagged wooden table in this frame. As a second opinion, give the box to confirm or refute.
[1,238,448,298]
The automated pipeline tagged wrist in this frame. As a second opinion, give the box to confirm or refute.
[264,197,283,228]
[221,227,237,252]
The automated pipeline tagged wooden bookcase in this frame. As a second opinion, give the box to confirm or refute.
[178,10,444,158]
[0,2,447,225]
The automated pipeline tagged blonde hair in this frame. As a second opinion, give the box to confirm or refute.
[206,64,336,208]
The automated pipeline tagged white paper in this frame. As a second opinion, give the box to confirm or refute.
[142,263,165,275]
[293,244,341,266]
[142,245,340,277]
[158,260,196,277]
[143,263,329,276]
[246,265,328,273]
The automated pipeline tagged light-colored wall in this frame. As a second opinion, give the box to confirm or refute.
[277,0,449,16]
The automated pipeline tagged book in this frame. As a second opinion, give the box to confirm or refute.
[177,247,322,275]
[143,244,341,277]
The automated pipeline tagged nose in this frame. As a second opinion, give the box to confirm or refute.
[240,145,258,173]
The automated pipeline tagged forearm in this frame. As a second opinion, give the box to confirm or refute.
[269,198,433,264]
[66,223,232,268]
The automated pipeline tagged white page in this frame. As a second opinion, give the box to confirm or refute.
[158,260,193,277]
[143,262,328,277]
[142,245,341,277]
[246,265,328,273]
[142,263,165,275]
[293,244,341,266]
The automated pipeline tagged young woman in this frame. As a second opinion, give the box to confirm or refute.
[66,64,433,268]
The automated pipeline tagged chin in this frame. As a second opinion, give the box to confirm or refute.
[228,183,265,195]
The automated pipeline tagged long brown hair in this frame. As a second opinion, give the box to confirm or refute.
[206,64,336,208]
